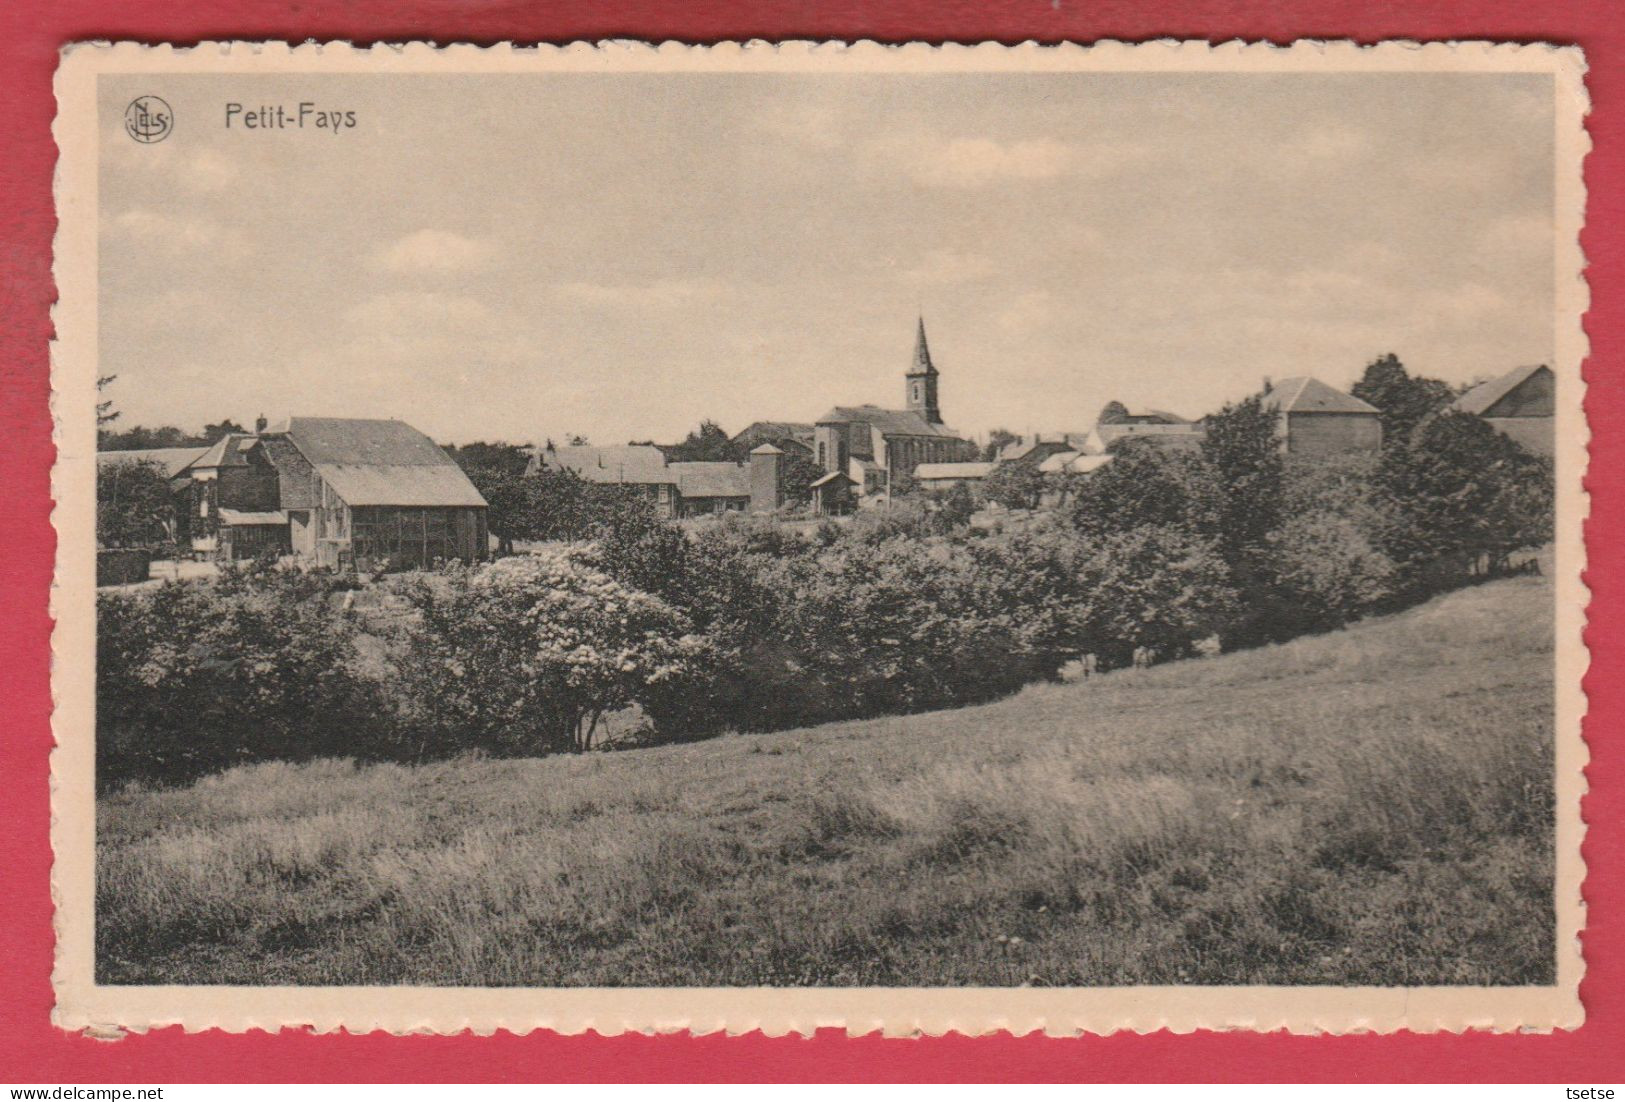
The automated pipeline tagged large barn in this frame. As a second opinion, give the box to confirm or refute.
[1262,376,1383,456]
[259,417,488,571]
[1452,364,1555,457]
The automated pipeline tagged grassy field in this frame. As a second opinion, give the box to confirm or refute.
[97,569,1556,987]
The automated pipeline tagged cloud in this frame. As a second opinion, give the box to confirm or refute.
[371,229,496,275]
[996,290,1057,333]
[344,291,494,331]
[108,208,249,257]
[901,249,995,286]
[914,137,1078,188]
[550,278,731,309]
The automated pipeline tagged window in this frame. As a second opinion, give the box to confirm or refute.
[817,441,826,467]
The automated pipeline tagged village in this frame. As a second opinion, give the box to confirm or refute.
[94,318,1556,584]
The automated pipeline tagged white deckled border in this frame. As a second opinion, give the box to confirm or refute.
[49,37,1591,1038]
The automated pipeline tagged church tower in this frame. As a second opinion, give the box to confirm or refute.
[906,316,943,425]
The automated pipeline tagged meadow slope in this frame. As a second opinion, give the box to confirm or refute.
[97,570,1556,987]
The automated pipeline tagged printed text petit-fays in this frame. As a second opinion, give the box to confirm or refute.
[225,102,357,132]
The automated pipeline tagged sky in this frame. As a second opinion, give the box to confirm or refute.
[98,70,1556,447]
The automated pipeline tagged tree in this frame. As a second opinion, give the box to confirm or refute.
[778,451,822,508]
[444,441,531,482]
[1268,511,1396,630]
[96,374,119,432]
[1097,401,1130,425]
[982,427,1020,462]
[1070,438,1223,540]
[1377,410,1554,585]
[400,550,701,754]
[97,459,177,548]
[980,461,1044,510]
[665,419,738,462]
[201,419,248,444]
[99,425,201,451]
[1077,525,1239,665]
[937,481,978,529]
[1351,353,1456,444]
[1201,393,1284,555]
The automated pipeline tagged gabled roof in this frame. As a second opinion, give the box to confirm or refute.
[915,461,995,480]
[816,405,962,439]
[1453,365,1552,416]
[1263,376,1380,415]
[673,461,751,499]
[95,446,209,479]
[810,471,854,488]
[218,508,288,526]
[533,444,674,485]
[269,417,486,508]
[192,433,260,469]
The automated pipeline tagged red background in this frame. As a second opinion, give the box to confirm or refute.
[2,0,1619,1083]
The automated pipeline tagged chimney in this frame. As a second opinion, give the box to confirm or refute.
[1262,376,1273,394]
[749,444,783,514]
[254,413,268,433]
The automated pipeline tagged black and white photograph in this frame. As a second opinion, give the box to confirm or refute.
[53,42,1587,1034]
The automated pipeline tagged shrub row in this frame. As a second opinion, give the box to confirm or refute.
[97,402,1553,786]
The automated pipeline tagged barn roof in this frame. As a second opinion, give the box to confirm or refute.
[1453,365,1551,416]
[815,405,963,439]
[95,446,209,479]
[534,444,674,485]
[672,461,751,499]
[270,417,487,508]
[192,433,261,469]
[915,461,995,480]
[1263,376,1380,415]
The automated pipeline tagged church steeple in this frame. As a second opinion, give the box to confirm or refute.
[906,316,942,425]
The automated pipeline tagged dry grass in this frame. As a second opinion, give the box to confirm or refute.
[97,570,1556,986]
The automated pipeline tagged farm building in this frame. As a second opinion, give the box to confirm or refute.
[259,417,488,571]
[186,432,287,559]
[671,461,752,516]
[915,461,996,492]
[814,319,979,500]
[997,433,1091,466]
[527,443,678,517]
[1452,364,1554,457]
[1261,376,1383,456]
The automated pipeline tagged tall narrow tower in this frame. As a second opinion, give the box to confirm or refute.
[906,316,942,425]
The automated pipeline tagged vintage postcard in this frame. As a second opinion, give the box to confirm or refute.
[52,40,1588,1036]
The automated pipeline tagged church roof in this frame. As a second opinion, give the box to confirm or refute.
[815,405,962,439]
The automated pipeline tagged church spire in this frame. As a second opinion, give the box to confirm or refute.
[906,316,943,425]
[910,315,938,376]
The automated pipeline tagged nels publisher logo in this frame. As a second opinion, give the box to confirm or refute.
[124,96,173,143]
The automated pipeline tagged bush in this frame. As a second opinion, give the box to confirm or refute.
[396,550,704,755]
[1075,525,1239,666]
[97,568,383,788]
[1268,511,1396,630]
[1071,439,1223,540]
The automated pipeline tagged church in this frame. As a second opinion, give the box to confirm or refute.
[812,319,980,505]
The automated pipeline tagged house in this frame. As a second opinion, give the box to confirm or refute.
[915,461,996,493]
[1452,364,1554,457]
[731,421,816,461]
[527,443,678,516]
[1088,403,1205,452]
[671,461,753,516]
[259,417,488,570]
[1087,422,1206,453]
[814,319,979,500]
[186,432,287,559]
[1261,376,1383,456]
[997,433,1091,466]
